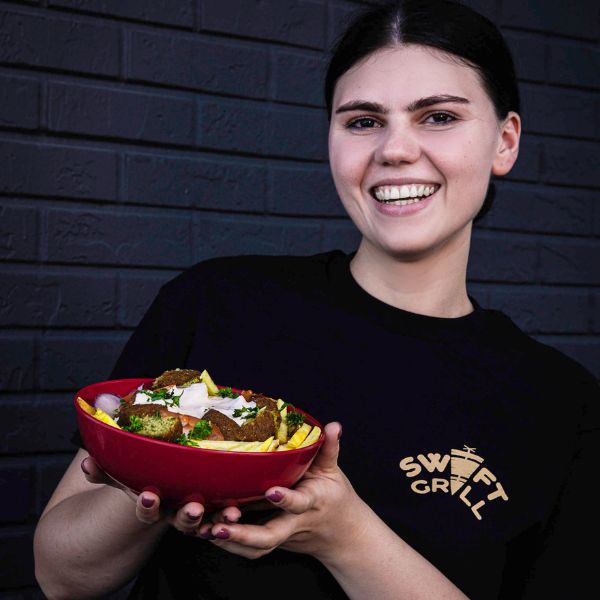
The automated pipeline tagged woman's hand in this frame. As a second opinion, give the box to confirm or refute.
[199,422,371,562]
[80,455,205,536]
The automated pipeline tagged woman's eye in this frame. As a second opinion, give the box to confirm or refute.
[346,117,382,130]
[424,112,457,125]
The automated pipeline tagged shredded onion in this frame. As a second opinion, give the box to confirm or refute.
[94,393,121,418]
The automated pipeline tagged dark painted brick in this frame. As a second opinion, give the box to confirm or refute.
[542,140,600,187]
[34,455,73,516]
[328,3,361,48]
[193,214,322,260]
[0,74,39,129]
[271,49,326,107]
[0,268,116,327]
[489,287,590,334]
[125,153,267,211]
[198,100,328,160]
[504,32,545,82]
[0,528,35,587]
[0,461,33,522]
[0,334,34,391]
[0,141,118,199]
[117,271,173,327]
[468,232,537,282]
[485,182,594,235]
[460,0,497,21]
[47,208,193,267]
[0,9,119,76]
[129,31,268,98]
[321,220,361,254]
[506,137,540,183]
[0,204,38,261]
[50,0,194,27]
[548,40,600,89]
[39,332,127,390]
[520,84,598,140]
[537,337,600,380]
[201,0,326,49]
[48,83,194,146]
[267,164,345,216]
[538,239,600,285]
[0,394,77,453]
[500,0,599,40]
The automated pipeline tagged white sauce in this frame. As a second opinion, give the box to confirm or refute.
[132,382,255,426]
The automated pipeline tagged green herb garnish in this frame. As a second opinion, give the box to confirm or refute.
[232,406,262,421]
[286,412,305,427]
[123,415,143,433]
[189,420,212,441]
[217,387,238,398]
[141,388,183,408]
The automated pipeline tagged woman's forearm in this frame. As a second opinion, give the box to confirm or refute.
[34,484,168,600]
[319,502,469,600]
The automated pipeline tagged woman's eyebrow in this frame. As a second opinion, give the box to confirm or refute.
[334,95,470,115]
[406,95,470,111]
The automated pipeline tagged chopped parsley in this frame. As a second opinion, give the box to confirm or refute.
[140,388,183,408]
[286,412,305,428]
[217,387,238,398]
[123,415,143,433]
[189,420,212,441]
[232,405,262,421]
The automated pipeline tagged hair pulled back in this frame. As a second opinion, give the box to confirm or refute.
[324,0,520,220]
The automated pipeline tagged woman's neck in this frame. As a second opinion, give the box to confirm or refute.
[349,232,473,319]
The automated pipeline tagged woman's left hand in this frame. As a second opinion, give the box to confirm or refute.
[198,422,371,562]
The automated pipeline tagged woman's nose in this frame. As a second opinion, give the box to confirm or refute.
[374,125,421,165]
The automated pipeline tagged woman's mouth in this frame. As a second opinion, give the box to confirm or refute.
[370,183,440,206]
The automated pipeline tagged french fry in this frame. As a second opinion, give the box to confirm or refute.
[267,438,280,452]
[298,425,321,448]
[285,423,312,449]
[277,406,288,444]
[200,369,220,395]
[258,436,274,452]
[77,397,96,416]
[93,408,120,428]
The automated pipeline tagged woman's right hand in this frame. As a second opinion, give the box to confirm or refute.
[80,455,205,535]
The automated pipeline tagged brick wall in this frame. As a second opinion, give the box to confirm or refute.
[0,0,598,596]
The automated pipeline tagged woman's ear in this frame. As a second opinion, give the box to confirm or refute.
[492,111,521,176]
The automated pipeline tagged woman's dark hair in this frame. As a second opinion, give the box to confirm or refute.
[324,0,519,220]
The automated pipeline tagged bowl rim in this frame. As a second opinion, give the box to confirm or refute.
[75,377,325,456]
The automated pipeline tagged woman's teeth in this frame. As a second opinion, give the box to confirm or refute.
[372,184,438,205]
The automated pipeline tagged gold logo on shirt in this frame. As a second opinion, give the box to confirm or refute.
[399,445,508,520]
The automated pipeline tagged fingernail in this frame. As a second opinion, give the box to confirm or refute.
[337,425,343,441]
[81,459,90,475]
[267,491,283,503]
[199,530,215,540]
[215,529,230,539]
[141,495,154,508]
[186,510,201,521]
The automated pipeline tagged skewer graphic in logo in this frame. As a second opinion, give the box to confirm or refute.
[450,445,484,495]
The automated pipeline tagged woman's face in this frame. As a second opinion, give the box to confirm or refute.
[328,44,519,260]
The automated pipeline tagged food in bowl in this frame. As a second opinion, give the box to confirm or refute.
[77,368,321,451]
[74,370,325,508]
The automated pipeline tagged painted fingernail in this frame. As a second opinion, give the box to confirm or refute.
[141,495,154,508]
[215,529,230,539]
[267,491,283,503]
[81,459,90,475]
[199,530,215,540]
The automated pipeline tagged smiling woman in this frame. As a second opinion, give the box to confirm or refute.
[33,2,599,600]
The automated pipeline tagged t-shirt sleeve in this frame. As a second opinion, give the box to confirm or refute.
[503,373,600,598]
[110,275,201,379]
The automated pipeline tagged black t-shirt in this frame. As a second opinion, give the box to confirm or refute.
[97,251,599,599]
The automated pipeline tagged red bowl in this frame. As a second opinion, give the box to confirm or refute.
[75,378,324,510]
